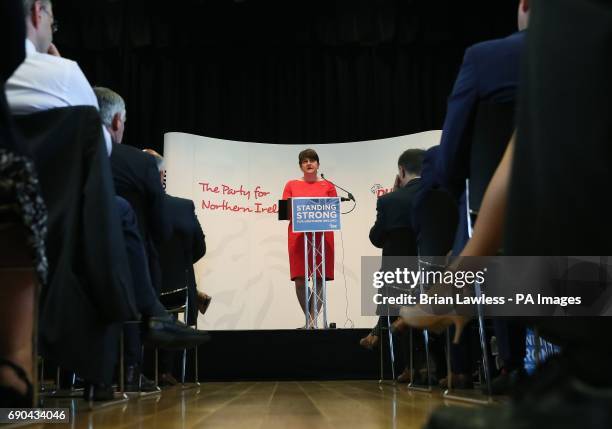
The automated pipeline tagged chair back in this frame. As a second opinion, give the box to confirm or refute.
[13,106,138,384]
[468,101,515,213]
[415,188,458,258]
[382,226,417,258]
[159,232,196,323]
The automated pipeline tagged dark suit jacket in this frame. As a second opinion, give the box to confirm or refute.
[412,146,458,257]
[1,0,24,84]
[1,0,25,154]
[369,178,420,257]
[111,143,171,292]
[14,107,139,384]
[158,195,206,324]
[110,143,171,245]
[434,31,524,253]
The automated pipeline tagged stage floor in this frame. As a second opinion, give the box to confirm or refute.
[32,381,468,429]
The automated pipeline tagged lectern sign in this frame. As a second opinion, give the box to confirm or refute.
[291,197,341,233]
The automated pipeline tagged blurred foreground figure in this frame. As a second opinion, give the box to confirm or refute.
[426,0,612,428]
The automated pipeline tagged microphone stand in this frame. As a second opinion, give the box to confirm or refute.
[321,174,356,202]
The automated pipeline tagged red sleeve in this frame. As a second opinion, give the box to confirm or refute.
[327,181,338,197]
[282,180,292,199]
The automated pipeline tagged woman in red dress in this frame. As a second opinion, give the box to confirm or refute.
[282,149,337,321]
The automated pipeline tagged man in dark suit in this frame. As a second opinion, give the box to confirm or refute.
[108,149,170,294]
[427,2,612,426]
[159,195,207,319]
[361,148,424,382]
[93,88,171,295]
[142,149,210,385]
[435,2,528,253]
[432,0,530,392]
[368,149,424,255]
[94,87,209,392]
[142,149,211,324]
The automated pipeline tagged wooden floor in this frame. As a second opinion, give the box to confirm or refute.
[31,381,471,429]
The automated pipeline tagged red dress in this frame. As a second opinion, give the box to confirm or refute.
[282,179,337,281]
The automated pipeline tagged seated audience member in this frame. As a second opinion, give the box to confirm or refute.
[415,1,612,426]
[95,87,172,296]
[5,0,112,155]
[361,149,424,382]
[6,0,125,400]
[429,0,531,392]
[143,149,212,321]
[5,3,208,398]
[143,149,211,385]
[94,87,210,392]
[0,0,47,408]
[410,146,459,385]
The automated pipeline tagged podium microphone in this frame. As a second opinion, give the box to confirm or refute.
[321,173,356,202]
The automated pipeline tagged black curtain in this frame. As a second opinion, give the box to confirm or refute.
[53,0,517,152]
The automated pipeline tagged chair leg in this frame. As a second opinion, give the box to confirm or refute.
[182,290,188,384]
[55,366,61,391]
[154,348,159,387]
[387,317,396,382]
[475,286,492,397]
[409,328,414,383]
[466,178,492,398]
[138,345,145,391]
[378,328,384,383]
[194,318,199,384]
[446,329,452,391]
[119,328,125,394]
[181,349,187,385]
[423,329,432,389]
[39,357,44,392]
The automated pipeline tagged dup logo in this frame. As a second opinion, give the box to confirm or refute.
[370,184,392,198]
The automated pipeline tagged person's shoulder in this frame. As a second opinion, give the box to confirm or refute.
[166,194,193,211]
[468,31,524,58]
[113,143,152,165]
[12,51,70,85]
[51,54,80,70]
[392,182,420,202]
[121,143,148,158]
[28,49,74,67]
[113,142,136,156]
[174,195,195,210]
[377,191,394,205]
[29,51,82,81]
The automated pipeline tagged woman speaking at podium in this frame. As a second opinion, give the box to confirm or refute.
[282,149,337,324]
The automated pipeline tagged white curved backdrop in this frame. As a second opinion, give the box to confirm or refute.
[163,131,441,329]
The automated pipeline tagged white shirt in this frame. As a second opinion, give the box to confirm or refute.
[5,40,112,155]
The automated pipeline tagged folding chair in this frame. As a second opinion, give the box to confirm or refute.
[409,187,459,393]
[457,100,515,403]
[156,286,200,389]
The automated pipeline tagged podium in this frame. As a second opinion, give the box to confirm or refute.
[279,197,341,329]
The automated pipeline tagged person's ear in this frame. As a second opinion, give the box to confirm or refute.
[30,0,43,29]
[399,166,405,179]
[111,112,123,132]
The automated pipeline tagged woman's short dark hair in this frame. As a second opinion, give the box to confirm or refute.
[298,148,319,164]
[398,149,425,175]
